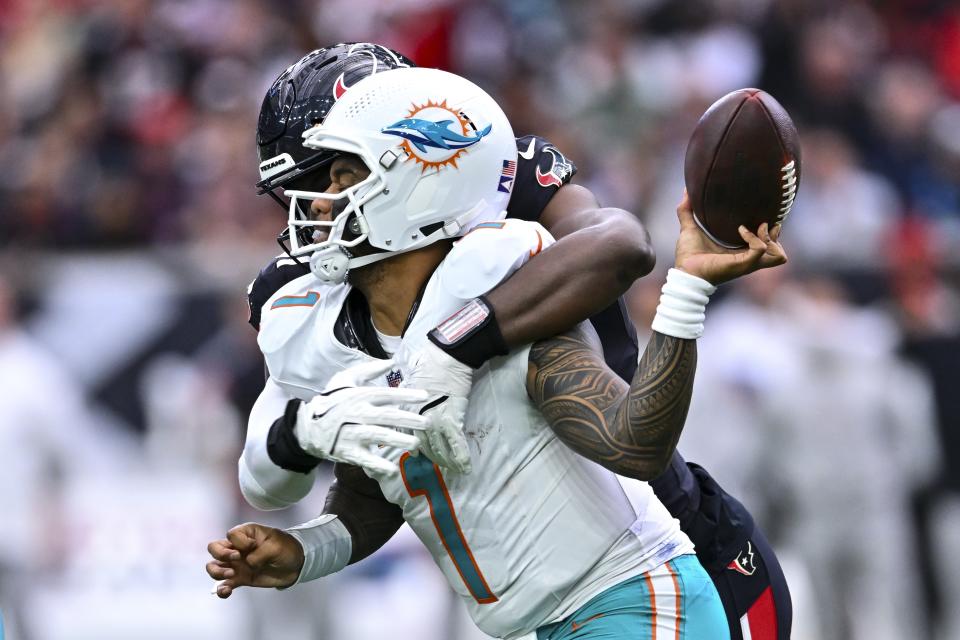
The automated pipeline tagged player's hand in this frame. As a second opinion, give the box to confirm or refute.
[403,341,474,475]
[206,523,304,598]
[673,191,787,285]
[296,360,432,475]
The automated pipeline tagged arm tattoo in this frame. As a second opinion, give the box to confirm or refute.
[528,325,697,480]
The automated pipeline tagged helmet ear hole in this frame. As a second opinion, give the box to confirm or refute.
[418,222,445,237]
[348,217,363,235]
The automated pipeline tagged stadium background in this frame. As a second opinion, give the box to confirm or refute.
[1,0,958,638]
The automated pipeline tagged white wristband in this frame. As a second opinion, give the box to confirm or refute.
[650,268,717,340]
[283,514,352,587]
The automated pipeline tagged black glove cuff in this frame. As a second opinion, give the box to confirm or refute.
[427,296,509,369]
[266,399,323,474]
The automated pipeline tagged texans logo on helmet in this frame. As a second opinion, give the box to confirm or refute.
[727,541,758,576]
[333,72,350,100]
[536,146,574,188]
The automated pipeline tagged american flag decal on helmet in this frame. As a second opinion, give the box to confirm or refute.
[498,159,517,193]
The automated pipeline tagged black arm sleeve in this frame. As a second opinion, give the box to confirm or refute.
[507,135,577,222]
[266,399,323,473]
[323,463,405,565]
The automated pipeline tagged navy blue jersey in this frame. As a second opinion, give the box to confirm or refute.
[507,135,578,222]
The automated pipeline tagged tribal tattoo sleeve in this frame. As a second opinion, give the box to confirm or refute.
[527,324,697,480]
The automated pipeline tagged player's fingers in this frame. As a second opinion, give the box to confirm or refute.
[738,223,760,241]
[758,222,771,243]
[208,540,242,562]
[348,450,400,475]
[425,429,452,467]
[206,561,222,580]
[442,429,472,474]
[359,426,421,450]
[759,241,788,268]
[771,224,783,242]
[244,538,284,571]
[766,236,787,258]
[734,227,768,269]
[367,407,429,431]
[676,190,697,230]
[226,526,259,553]
[214,580,235,599]
[206,561,236,580]
[738,225,768,252]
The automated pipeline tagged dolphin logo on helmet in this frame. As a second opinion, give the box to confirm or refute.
[382,118,492,153]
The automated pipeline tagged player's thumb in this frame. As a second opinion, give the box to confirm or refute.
[676,190,697,229]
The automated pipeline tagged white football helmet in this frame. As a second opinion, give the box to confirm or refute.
[281,67,517,283]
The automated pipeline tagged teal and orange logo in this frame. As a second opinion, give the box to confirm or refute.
[382,99,491,173]
[270,291,320,310]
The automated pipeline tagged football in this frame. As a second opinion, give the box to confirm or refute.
[684,88,801,248]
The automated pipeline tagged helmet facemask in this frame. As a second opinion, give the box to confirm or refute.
[283,161,381,256]
[280,135,392,283]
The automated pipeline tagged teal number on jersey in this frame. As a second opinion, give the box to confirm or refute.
[400,452,498,604]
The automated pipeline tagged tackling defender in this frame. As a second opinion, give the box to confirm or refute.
[209,65,772,639]
[243,44,791,640]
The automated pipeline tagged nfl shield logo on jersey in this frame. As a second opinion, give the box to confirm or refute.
[386,369,404,387]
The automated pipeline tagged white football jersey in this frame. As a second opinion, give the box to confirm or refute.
[257,220,692,639]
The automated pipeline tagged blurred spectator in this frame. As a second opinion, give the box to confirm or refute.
[0,274,124,639]
[786,128,901,268]
[887,218,960,639]
[671,269,939,640]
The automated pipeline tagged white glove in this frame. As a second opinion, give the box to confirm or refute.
[404,341,474,475]
[295,360,430,475]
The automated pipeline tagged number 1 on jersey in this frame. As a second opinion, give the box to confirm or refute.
[400,452,498,604]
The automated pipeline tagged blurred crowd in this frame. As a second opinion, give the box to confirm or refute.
[1,0,959,639]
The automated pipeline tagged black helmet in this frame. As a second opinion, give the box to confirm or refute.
[256,43,414,212]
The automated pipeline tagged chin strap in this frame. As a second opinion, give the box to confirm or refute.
[441,201,488,236]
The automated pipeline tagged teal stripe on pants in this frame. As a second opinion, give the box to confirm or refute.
[535,555,729,640]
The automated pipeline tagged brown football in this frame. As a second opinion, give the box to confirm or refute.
[684,88,801,248]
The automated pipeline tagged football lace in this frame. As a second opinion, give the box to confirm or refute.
[776,159,798,223]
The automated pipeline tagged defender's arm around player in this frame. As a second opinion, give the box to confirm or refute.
[208,190,786,592]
